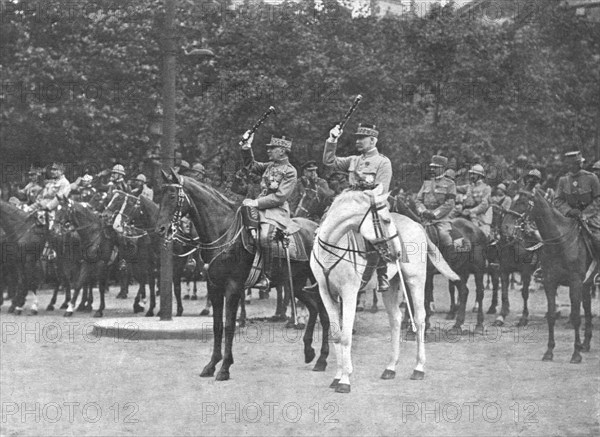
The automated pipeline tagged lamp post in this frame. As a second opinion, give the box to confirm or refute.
[159,0,214,321]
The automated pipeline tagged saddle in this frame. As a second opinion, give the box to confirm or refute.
[425,221,471,253]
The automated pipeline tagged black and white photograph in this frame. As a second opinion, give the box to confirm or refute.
[1,0,599,435]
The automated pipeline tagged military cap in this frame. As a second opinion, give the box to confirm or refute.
[266,136,292,150]
[497,183,507,192]
[430,155,448,168]
[527,169,542,179]
[565,151,583,162]
[355,123,379,138]
[301,160,318,171]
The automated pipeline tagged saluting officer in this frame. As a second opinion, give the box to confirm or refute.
[322,122,392,292]
[240,132,298,289]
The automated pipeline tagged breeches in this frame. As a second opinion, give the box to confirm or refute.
[434,221,453,247]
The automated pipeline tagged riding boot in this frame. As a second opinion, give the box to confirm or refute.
[377,266,389,293]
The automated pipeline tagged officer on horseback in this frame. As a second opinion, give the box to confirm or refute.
[69,173,96,203]
[322,122,393,292]
[130,174,153,201]
[97,164,130,195]
[415,155,456,249]
[523,169,542,192]
[240,132,298,290]
[457,164,492,238]
[290,160,334,218]
[555,151,600,261]
[34,163,71,211]
[17,167,42,207]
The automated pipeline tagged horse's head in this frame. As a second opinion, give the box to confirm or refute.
[501,190,534,241]
[155,169,191,240]
[55,195,98,234]
[320,184,400,260]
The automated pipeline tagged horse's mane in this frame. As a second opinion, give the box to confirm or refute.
[329,189,369,210]
[181,176,238,210]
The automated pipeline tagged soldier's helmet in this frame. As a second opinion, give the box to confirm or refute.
[179,160,190,170]
[496,183,507,193]
[111,164,126,176]
[469,164,485,177]
[527,169,542,180]
[192,163,206,174]
[592,160,600,171]
[135,174,147,183]
[81,174,93,183]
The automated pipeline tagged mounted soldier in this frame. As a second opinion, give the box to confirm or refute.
[96,164,130,197]
[17,167,43,207]
[130,174,154,201]
[322,122,393,292]
[591,160,600,180]
[415,155,457,251]
[291,160,334,220]
[457,164,493,238]
[34,163,71,212]
[69,174,96,203]
[240,132,298,290]
[490,183,512,244]
[554,151,600,264]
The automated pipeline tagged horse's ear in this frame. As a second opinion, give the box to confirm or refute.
[170,168,182,185]
[161,169,171,184]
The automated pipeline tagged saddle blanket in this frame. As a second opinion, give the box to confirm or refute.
[262,223,308,262]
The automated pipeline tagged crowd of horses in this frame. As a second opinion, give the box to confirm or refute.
[1,170,597,392]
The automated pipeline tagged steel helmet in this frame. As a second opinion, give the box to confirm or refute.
[527,169,542,180]
[135,174,147,183]
[192,163,206,173]
[111,164,125,175]
[179,160,190,169]
[469,164,485,177]
[593,160,600,170]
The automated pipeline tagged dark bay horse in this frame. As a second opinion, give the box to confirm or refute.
[0,200,46,314]
[391,197,488,333]
[56,197,116,317]
[507,189,593,363]
[485,201,538,327]
[156,172,330,381]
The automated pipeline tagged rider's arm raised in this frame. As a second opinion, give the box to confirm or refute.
[322,139,352,172]
[241,144,269,175]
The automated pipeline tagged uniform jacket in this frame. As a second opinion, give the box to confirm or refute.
[323,140,392,192]
[37,176,71,210]
[415,176,456,221]
[457,180,493,226]
[491,195,512,228]
[242,147,297,229]
[554,170,600,220]
[18,182,42,204]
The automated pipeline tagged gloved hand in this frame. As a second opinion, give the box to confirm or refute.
[329,125,342,142]
[242,199,258,208]
[566,208,581,218]
[240,130,254,149]
[421,210,435,220]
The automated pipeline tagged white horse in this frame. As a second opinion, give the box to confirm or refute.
[311,185,459,393]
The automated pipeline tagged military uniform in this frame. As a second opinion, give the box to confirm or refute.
[18,181,42,205]
[415,165,456,247]
[71,185,97,203]
[36,175,71,210]
[458,179,493,238]
[323,142,392,192]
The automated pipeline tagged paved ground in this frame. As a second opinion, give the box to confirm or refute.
[1,277,599,436]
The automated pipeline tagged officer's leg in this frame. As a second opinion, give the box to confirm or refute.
[376,264,389,293]
[255,223,272,290]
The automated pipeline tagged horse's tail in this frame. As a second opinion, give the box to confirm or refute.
[426,236,460,282]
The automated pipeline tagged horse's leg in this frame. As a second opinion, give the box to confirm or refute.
[487,267,499,314]
[453,273,469,332]
[94,262,107,318]
[200,287,223,377]
[381,274,401,380]
[64,262,89,316]
[216,282,241,381]
[581,283,592,352]
[315,274,342,387]
[370,288,378,313]
[200,296,211,316]
[542,278,558,361]
[172,260,184,317]
[474,271,485,333]
[314,298,330,372]
[446,278,456,320]
[336,288,358,393]
[239,295,246,328]
[298,293,318,365]
[147,258,157,317]
[494,269,510,326]
[517,268,532,327]
[424,272,434,331]
[568,278,583,364]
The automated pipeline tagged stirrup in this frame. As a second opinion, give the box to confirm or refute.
[254,276,270,291]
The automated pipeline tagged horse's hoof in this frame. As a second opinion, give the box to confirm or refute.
[305,348,316,364]
[93,311,103,318]
[445,312,455,320]
[133,305,144,314]
[570,353,582,364]
[191,295,198,301]
[64,311,73,318]
[8,306,15,314]
[200,367,215,378]
[542,351,553,361]
[335,383,351,393]
[84,305,93,312]
[312,360,327,372]
[356,306,364,313]
[145,310,154,317]
[116,293,127,299]
[369,306,378,313]
[59,302,69,310]
[487,307,497,315]
[493,318,504,327]
[46,304,55,311]
[200,309,210,316]
[475,324,484,335]
[14,309,22,316]
[215,370,230,381]
[239,320,246,328]
[30,310,38,316]
[381,369,396,380]
[410,370,425,380]
[183,295,190,300]
[76,305,86,312]
[176,309,183,317]
[581,342,591,353]
[472,306,478,313]
[329,378,340,388]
